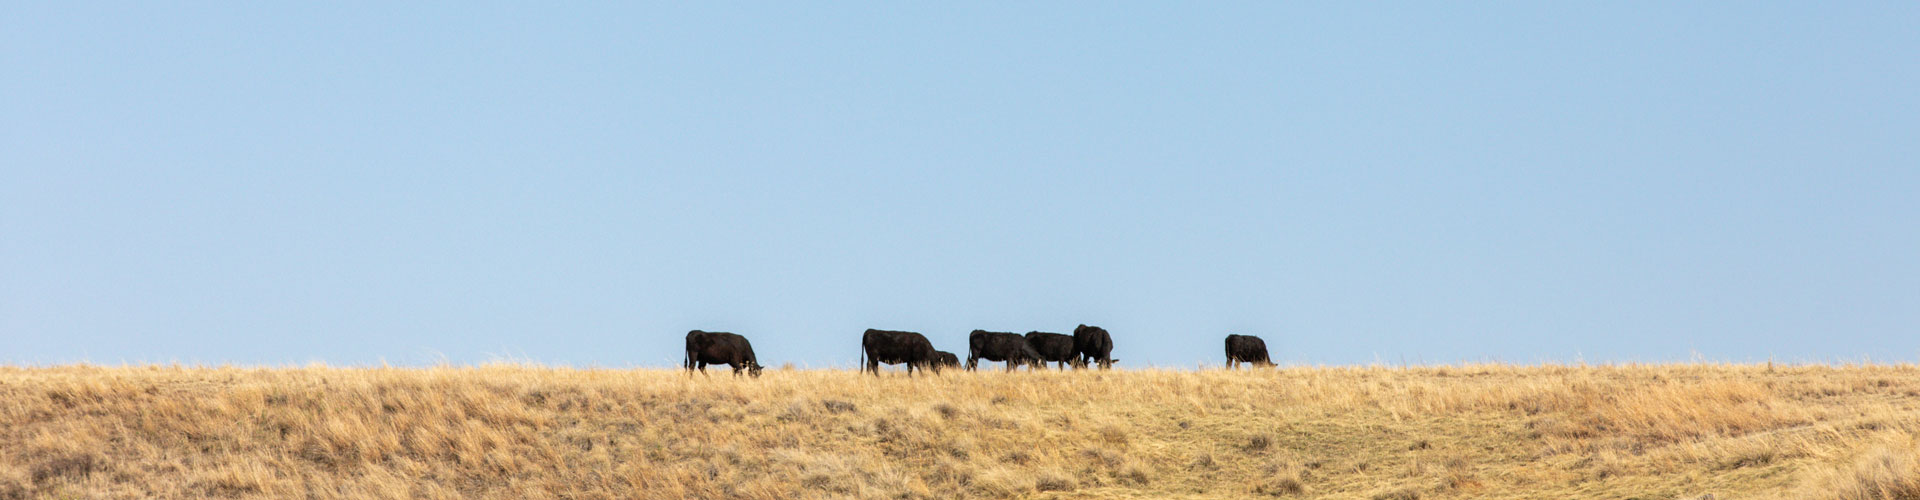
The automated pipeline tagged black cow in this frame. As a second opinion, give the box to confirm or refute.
[684,330,765,378]
[1072,324,1115,369]
[1225,334,1276,368]
[967,330,1042,371]
[1025,331,1078,370]
[861,329,942,376]
[934,350,961,370]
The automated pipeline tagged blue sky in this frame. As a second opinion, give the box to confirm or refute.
[4,3,1917,368]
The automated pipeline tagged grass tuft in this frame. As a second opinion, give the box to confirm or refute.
[1805,437,1920,500]
[0,363,1916,498]
[29,453,98,483]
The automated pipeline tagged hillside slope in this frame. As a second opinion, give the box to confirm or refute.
[3,364,1918,499]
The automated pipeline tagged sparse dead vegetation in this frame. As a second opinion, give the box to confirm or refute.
[1,363,1917,499]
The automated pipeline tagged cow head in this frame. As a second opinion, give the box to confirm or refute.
[749,362,765,378]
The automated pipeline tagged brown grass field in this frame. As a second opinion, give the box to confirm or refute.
[3,363,1919,499]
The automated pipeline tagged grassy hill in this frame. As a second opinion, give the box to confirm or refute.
[2,363,1917,499]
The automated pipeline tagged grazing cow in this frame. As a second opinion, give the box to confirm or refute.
[1024,331,1078,370]
[967,330,1042,371]
[1072,324,1115,369]
[1225,334,1276,368]
[934,351,961,370]
[861,329,942,376]
[684,330,765,378]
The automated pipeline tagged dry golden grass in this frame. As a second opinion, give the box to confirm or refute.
[3,363,1920,499]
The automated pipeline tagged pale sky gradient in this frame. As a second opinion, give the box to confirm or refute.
[4,3,1917,368]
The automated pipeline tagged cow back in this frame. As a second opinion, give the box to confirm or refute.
[1225,334,1270,361]
[863,329,935,364]
[691,331,755,364]
[1073,324,1113,358]
[969,330,1030,361]
[1025,331,1076,362]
